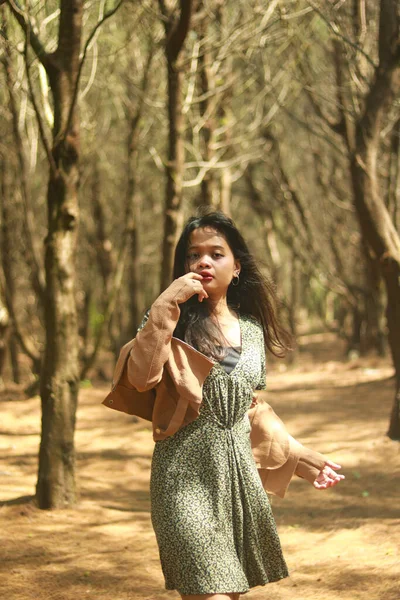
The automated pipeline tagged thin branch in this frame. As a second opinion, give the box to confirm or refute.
[307,1,378,69]
[280,102,346,155]
[24,26,57,175]
[0,157,41,366]
[63,0,125,143]
[7,0,50,69]
[80,235,128,380]
[2,19,46,303]
[182,39,200,114]
[149,146,165,172]
[165,0,193,64]
[299,60,344,133]
[157,0,168,19]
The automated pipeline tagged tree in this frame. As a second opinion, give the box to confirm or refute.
[5,0,123,508]
[158,0,194,292]
[348,0,400,438]
[297,0,400,436]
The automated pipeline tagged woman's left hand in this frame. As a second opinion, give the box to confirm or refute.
[313,460,345,490]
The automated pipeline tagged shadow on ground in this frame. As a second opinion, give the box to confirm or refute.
[1,335,399,600]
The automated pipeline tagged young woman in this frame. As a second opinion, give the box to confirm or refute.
[105,211,344,600]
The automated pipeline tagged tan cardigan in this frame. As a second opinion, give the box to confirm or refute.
[102,278,326,498]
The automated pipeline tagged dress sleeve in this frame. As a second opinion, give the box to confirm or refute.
[255,330,267,390]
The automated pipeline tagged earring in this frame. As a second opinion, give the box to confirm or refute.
[232,273,240,286]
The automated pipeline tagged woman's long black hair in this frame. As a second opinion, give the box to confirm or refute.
[172,210,292,360]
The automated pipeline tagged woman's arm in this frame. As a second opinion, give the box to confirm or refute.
[290,435,344,488]
[249,400,345,497]
[126,273,208,391]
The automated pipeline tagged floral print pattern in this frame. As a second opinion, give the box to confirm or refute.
[143,313,289,595]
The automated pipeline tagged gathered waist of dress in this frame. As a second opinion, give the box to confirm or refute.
[198,401,251,433]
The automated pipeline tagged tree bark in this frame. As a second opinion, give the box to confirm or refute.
[159,0,193,292]
[124,45,154,337]
[0,157,13,387]
[8,0,85,508]
[2,19,46,307]
[287,253,299,365]
[349,0,400,438]
[197,14,218,208]
[244,165,282,284]
[363,246,387,356]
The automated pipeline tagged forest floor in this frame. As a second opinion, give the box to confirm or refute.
[0,333,399,600]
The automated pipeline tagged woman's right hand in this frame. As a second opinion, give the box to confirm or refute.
[172,272,209,304]
[313,460,345,490]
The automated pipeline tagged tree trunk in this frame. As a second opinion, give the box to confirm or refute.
[0,299,10,390]
[9,333,20,385]
[0,157,13,387]
[287,253,299,364]
[220,167,232,216]
[36,1,83,508]
[124,45,154,336]
[387,117,400,223]
[349,0,400,439]
[363,248,387,356]
[128,208,143,335]
[384,264,400,438]
[160,61,185,291]
[198,15,218,208]
[245,165,282,285]
[159,1,193,292]
[3,23,46,307]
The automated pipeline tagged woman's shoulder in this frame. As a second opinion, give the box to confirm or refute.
[241,313,263,334]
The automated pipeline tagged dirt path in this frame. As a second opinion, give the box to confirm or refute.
[1,336,399,600]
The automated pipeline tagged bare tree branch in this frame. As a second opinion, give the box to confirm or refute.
[307,1,378,69]
[159,0,193,64]
[24,33,57,175]
[6,0,51,69]
[2,19,46,304]
[63,0,125,144]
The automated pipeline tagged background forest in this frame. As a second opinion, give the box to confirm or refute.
[0,4,399,596]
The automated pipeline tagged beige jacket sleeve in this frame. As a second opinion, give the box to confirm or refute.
[248,401,326,498]
[127,275,210,392]
[125,278,191,391]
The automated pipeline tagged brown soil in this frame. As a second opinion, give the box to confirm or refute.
[1,333,399,600]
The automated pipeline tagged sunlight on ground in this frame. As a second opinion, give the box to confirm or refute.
[1,336,399,600]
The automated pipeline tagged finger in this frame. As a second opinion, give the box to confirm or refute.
[313,480,328,490]
[325,467,345,480]
[325,460,342,470]
[316,473,344,489]
[326,470,344,483]
[187,272,204,281]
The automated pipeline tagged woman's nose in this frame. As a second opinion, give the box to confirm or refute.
[198,256,212,268]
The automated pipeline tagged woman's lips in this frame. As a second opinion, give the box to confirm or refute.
[200,274,213,281]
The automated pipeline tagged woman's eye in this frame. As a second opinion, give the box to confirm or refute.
[187,252,223,259]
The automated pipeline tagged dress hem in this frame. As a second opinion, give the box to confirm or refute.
[167,572,290,595]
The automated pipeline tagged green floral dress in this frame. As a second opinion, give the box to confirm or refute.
[139,312,289,595]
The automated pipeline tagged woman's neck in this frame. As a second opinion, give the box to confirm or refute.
[207,296,238,320]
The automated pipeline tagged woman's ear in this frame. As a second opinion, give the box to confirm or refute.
[234,260,241,275]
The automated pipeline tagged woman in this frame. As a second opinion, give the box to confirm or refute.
[104,211,344,600]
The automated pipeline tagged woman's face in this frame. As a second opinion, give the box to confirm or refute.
[185,226,240,298]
